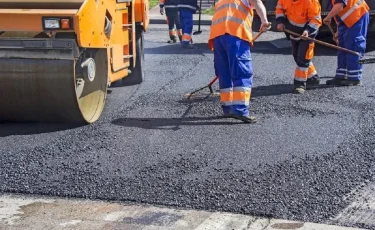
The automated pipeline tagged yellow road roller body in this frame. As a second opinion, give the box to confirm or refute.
[0,0,149,124]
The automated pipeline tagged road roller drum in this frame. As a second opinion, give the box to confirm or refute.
[0,0,149,124]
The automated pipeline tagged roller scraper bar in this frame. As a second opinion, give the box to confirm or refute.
[0,0,84,9]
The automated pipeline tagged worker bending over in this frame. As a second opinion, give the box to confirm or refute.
[275,0,322,94]
[323,0,369,86]
[178,0,199,48]
[160,0,182,43]
[208,0,271,123]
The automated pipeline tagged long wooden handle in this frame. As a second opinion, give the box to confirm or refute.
[284,29,360,56]
[252,31,263,42]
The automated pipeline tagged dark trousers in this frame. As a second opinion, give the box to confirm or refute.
[291,38,318,86]
[165,8,181,40]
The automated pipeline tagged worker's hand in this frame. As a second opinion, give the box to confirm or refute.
[301,30,309,40]
[260,22,272,32]
[277,23,285,32]
[160,7,164,15]
[323,16,332,26]
[333,31,338,44]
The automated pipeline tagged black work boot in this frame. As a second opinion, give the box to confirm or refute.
[232,115,257,123]
[306,76,320,89]
[293,80,306,94]
[167,35,177,43]
[326,78,346,86]
[341,79,361,86]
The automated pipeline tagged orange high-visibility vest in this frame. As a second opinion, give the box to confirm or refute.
[208,0,254,50]
[275,0,322,31]
[331,0,369,28]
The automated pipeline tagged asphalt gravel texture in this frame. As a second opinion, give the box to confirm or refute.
[1,25,375,229]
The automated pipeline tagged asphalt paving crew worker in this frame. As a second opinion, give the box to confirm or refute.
[160,0,183,43]
[178,0,200,48]
[275,0,322,94]
[323,0,369,86]
[208,0,271,123]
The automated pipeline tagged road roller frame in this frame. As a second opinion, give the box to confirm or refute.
[0,0,149,124]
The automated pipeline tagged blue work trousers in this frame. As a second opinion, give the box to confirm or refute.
[335,12,369,81]
[213,34,253,116]
[179,9,193,45]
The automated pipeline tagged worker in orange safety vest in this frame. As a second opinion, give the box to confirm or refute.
[208,0,271,123]
[323,0,369,86]
[275,0,322,94]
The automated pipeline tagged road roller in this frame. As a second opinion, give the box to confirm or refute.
[0,0,149,124]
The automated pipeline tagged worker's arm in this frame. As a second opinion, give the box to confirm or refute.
[305,0,322,37]
[249,0,271,31]
[275,0,287,25]
[323,0,346,25]
[249,0,268,24]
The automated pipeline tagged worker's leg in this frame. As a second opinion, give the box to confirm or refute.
[180,10,193,48]
[165,9,177,43]
[175,9,183,42]
[305,42,320,89]
[326,25,348,85]
[343,12,369,86]
[213,35,233,116]
[179,9,185,36]
[292,39,307,93]
[225,35,254,121]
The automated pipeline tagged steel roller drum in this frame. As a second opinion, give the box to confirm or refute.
[0,47,108,124]
[0,0,84,9]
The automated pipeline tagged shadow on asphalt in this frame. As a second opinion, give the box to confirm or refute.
[0,122,80,137]
[112,116,238,130]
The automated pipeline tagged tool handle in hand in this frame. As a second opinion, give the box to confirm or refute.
[284,29,360,56]
[252,31,263,42]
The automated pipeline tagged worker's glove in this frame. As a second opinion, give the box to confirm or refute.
[301,30,309,40]
[323,16,332,26]
[333,31,338,44]
[160,7,164,15]
[277,23,285,32]
[260,22,271,32]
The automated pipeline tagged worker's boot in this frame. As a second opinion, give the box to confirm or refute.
[181,43,194,49]
[293,80,306,94]
[232,115,257,123]
[306,76,320,89]
[326,78,346,86]
[178,35,182,43]
[341,79,361,86]
[167,35,177,44]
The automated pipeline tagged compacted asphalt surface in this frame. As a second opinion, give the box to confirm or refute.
[1,25,375,229]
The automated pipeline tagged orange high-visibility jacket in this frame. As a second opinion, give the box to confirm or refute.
[275,0,322,34]
[208,0,254,50]
[331,0,369,28]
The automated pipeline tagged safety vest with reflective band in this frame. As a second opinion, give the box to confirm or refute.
[331,0,369,28]
[208,0,254,50]
[275,0,322,37]
[160,0,179,8]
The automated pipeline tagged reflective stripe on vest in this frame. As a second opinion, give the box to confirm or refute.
[211,16,253,34]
